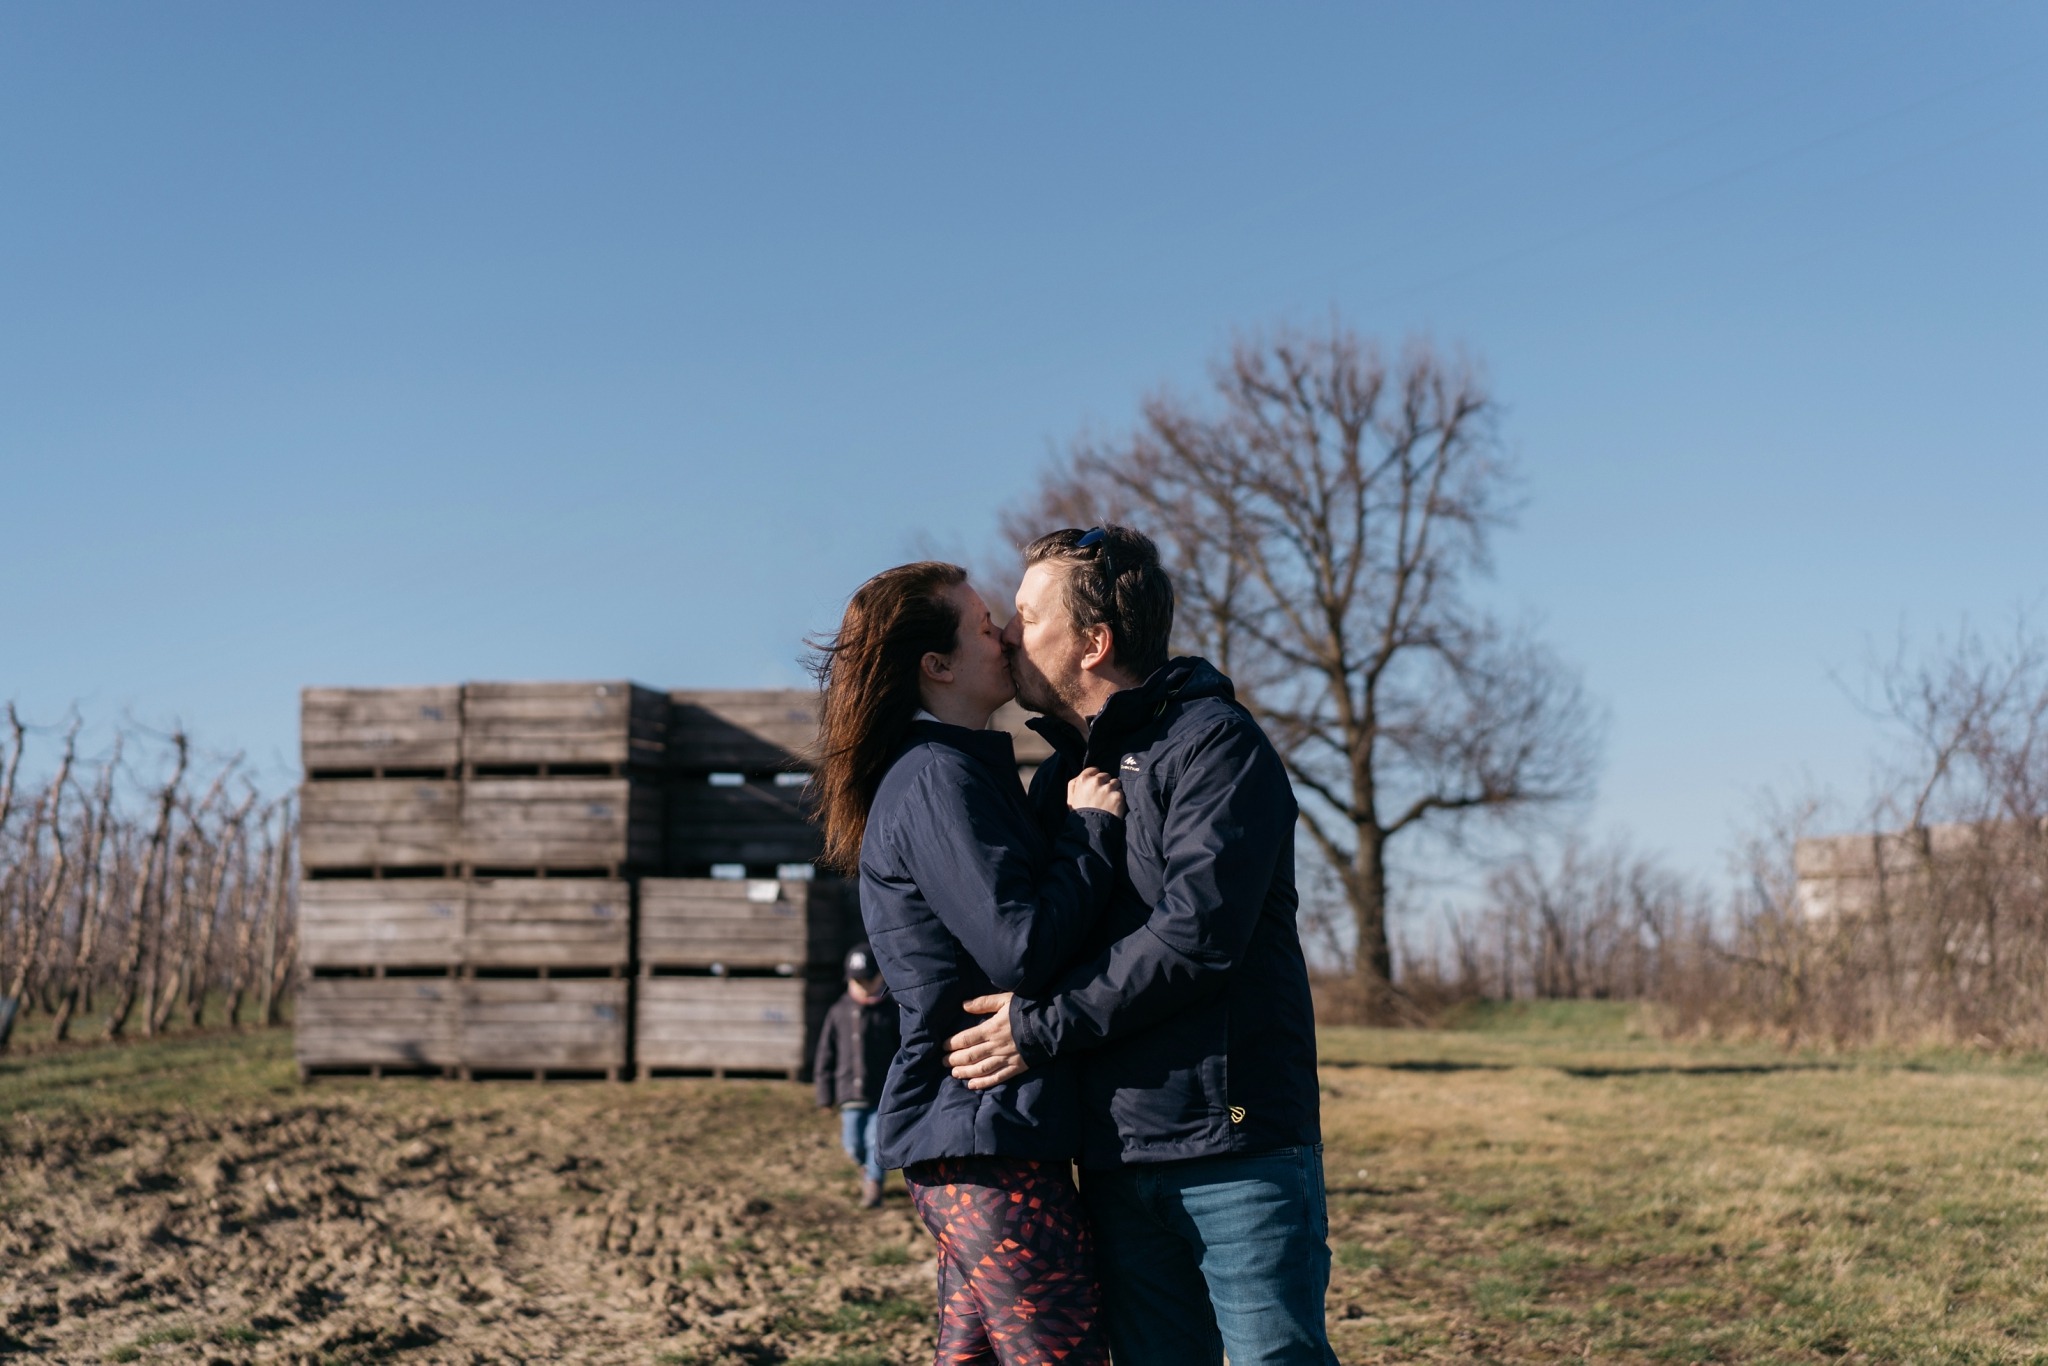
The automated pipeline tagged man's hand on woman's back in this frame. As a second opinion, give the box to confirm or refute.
[947,993,1027,1090]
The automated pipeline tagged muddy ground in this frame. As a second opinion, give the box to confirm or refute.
[16,1013,2040,1363]
[1,1041,936,1364]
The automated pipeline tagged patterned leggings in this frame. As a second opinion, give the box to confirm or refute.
[902,1156,1109,1366]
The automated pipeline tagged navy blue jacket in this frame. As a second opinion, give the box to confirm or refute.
[1010,658,1322,1168]
[859,719,1124,1169]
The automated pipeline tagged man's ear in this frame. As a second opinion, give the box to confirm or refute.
[1078,624,1116,673]
[920,651,954,685]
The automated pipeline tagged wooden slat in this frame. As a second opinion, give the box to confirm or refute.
[667,689,819,771]
[665,775,821,866]
[300,879,465,967]
[458,979,627,1070]
[665,689,1049,772]
[295,978,458,1067]
[302,686,463,772]
[666,777,815,823]
[460,777,661,869]
[465,877,630,968]
[667,834,823,867]
[462,681,667,767]
[635,977,838,1072]
[300,779,461,869]
[638,877,845,969]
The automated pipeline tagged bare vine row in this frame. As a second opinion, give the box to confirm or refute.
[0,707,297,1051]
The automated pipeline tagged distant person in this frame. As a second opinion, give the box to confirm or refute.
[813,942,900,1209]
[811,560,1125,1366]
[945,525,1337,1366]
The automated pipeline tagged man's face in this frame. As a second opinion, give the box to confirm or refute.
[1002,561,1092,718]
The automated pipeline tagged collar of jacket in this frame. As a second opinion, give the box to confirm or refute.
[1023,656,1234,768]
[903,717,1020,778]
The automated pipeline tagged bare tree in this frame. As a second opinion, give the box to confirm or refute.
[0,704,24,836]
[49,740,120,1042]
[1689,616,2048,1048]
[0,715,296,1048]
[0,721,79,1049]
[146,761,236,1037]
[259,796,298,1027]
[185,788,256,1028]
[1004,322,1601,1020]
[0,706,27,975]
[105,732,189,1040]
[1441,834,1714,1005]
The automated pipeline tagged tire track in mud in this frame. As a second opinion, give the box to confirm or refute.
[1,1084,935,1364]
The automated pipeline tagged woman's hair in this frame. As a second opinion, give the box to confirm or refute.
[808,560,968,873]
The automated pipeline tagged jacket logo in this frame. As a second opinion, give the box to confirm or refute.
[1228,1106,1246,1124]
[1119,755,1142,773]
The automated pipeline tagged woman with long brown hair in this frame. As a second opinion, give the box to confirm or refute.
[811,560,1122,1366]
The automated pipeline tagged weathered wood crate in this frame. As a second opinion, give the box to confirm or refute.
[296,978,459,1072]
[302,686,462,776]
[466,877,631,970]
[668,689,819,772]
[300,879,465,969]
[666,689,1048,775]
[458,978,628,1077]
[463,681,667,771]
[460,777,661,871]
[300,779,462,871]
[664,774,821,872]
[299,878,630,971]
[639,877,847,971]
[635,975,839,1078]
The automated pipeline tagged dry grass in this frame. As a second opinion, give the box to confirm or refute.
[1320,1001,2048,1362]
[6,1005,2048,1362]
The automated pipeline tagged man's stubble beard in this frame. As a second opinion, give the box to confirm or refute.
[1007,652,1060,717]
[1008,650,1089,723]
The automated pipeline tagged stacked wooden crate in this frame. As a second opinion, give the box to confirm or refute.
[296,683,660,1080]
[297,688,464,1076]
[638,690,851,1079]
[297,682,1048,1083]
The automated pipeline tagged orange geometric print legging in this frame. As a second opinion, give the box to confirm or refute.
[902,1156,1110,1366]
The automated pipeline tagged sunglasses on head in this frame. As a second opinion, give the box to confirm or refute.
[1076,525,1119,579]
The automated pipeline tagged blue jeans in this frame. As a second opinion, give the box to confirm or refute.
[1081,1144,1338,1366]
[839,1105,884,1183]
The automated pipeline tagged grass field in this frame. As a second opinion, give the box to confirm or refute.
[4,1005,2047,1362]
[1318,1003,2048,1362]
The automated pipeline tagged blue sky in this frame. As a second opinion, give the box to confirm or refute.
[4,2,2044,907]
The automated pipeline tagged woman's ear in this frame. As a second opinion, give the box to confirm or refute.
[920,651,955,685]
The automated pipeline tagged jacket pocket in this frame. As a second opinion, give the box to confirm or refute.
[1202,1007,1233,1146]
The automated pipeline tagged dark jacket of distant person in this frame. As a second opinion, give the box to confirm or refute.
[813,984,900,1110]
[1010,656,1322,1169]
[858,718,1123,1169]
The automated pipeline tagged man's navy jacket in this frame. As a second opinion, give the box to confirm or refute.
[858,719,1124,1170]
[1011,657,1322,1169]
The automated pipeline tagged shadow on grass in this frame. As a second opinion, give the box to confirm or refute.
[1559,1062,1848,1079]
[1326,1182,1425,1198]
[1319,1057,1850,1079]
[1320,1059,1511,1073]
